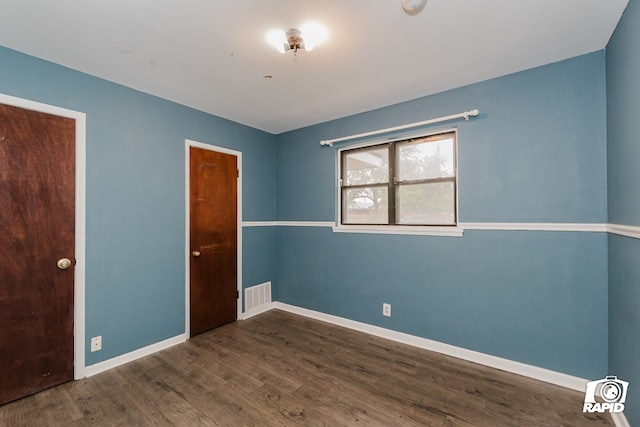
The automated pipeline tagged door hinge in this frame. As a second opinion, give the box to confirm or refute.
[237,290,240,299]
[237,169,239,178]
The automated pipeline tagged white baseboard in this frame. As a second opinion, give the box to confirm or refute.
[84,334,186,377]
[272,302,589,392]
[81,303,594,393]
[242,302,276,320]
[79,303,630,427]
[611,412,631,427]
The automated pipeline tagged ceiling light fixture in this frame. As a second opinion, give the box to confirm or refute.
[401,0,428,16]
[267,23,328,55]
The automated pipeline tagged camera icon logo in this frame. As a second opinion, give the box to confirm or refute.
[583,376,629,413]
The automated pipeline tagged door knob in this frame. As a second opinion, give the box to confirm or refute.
[192,250,201,257]
[57,258,72,270]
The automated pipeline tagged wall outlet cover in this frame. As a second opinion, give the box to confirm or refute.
[383,303,391,317]
[91,336,102,352]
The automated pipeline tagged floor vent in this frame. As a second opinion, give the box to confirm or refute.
[245,282,272,313]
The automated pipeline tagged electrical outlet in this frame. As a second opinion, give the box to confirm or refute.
[90,336,102,352]
[383,303,391,317]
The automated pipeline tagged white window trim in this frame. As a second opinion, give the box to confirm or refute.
[332,224,464,237]
[335,127,460,236]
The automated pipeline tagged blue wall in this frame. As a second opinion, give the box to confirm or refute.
[607,0,640,424]
[0,46,276,365]
[276,52,607,224]
[2,19,633,411]
[275,52,609,379]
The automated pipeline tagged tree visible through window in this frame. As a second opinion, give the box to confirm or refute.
[340,131,457,226]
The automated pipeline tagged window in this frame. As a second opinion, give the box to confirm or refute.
[340,131,457,226]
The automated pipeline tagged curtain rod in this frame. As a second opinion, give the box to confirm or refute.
[320,109,480,147]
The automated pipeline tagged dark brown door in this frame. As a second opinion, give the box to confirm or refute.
[0,103,76,405]
[189,147,237,337]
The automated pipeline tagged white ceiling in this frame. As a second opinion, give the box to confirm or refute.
[0,0,629,134]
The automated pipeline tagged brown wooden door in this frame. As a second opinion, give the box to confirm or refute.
[0,103,76,405]
[189,147,237,337]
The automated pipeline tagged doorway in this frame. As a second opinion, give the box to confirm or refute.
[0,94,86,404]
[185,140,242,337]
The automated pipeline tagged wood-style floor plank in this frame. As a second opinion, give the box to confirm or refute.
[0,309,614,426]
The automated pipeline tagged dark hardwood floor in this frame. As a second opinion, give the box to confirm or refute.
[1,309,613,426]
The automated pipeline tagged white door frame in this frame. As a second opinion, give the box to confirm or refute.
[0,93,87,380]
[184,139,242,338]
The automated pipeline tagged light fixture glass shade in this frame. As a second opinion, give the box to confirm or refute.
[267,23,328,54]
[299,22,329,51]
[266,29,287,53]
[401,0,427,15]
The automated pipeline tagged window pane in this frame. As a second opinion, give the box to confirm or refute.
[397,137,454,182]
[343,187,388,224]
[343,146,389,185]
[396,181,455,225]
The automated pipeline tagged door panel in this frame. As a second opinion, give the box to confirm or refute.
[0,103,75,404]
[189,147,237,337]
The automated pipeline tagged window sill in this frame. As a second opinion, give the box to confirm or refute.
[332,224,464,237]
